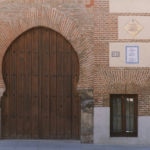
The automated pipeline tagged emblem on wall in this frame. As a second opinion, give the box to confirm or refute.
[124,19,143,38]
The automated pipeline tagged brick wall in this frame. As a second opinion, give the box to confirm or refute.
[93,0,150,116]
[0,0,150,116]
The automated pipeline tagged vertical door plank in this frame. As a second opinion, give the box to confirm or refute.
[9,41,17,138]
[40,28,50,138]
[23,31,32,138]
[38,28,43,138]
[63,43,72,139]
[31,28,39,138]
[49,31,57,138]
[16,36,25,138]
[56,34,64,139]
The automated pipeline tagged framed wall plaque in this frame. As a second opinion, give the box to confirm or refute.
[126,46,139,64]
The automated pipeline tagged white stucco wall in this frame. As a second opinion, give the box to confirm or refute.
[109,0,150,13]
[94,107,150,145]
[109,43,150,67]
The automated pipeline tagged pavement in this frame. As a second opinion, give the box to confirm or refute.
[0,140,149,150]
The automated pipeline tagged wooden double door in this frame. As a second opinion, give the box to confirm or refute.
[2,27,80,139]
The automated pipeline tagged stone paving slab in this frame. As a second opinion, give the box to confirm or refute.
[0,140,149,150]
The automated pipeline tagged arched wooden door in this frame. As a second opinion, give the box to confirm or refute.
[2,27,80,139]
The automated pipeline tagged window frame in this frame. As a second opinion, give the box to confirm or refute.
[110,94,138,137]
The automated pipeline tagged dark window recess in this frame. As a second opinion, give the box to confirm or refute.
[110,94,138,137]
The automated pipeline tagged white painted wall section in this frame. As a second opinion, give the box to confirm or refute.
[109,0,150,13]
[94,107,150,145]
[109,43,150,67]
[94,107,110,144]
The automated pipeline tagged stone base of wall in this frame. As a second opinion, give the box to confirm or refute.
[78,88,94,143]
[94,107,150,145]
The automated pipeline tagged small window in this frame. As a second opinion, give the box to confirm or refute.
[110,94,138,137]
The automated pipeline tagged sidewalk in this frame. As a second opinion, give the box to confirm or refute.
[0,140,149,150]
